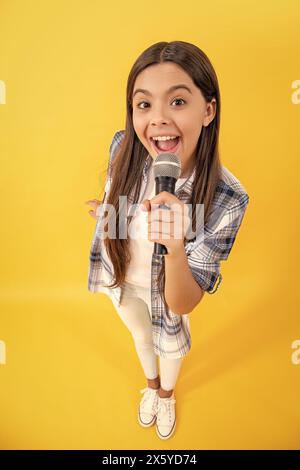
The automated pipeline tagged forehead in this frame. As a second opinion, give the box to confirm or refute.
[133,62,194,91]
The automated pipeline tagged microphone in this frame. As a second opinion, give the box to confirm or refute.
[152,153,181,256]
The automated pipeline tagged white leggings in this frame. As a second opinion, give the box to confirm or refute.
[110,281,183,391]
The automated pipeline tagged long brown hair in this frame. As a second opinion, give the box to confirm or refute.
[103,41,222,310]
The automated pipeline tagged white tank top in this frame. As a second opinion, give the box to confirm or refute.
[125,165,188,288]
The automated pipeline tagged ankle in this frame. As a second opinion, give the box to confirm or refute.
[158,387,173,399]
[147,375,160,390]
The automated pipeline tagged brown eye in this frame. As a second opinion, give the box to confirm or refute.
[172,98,186,106]
[136,98,186,110]
[137,102,149,109]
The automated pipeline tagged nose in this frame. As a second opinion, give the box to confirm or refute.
[150,118,169,126]
[149,105,171,126]
[150,117,172,130]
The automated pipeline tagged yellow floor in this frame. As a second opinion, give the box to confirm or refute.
[1,279,299,450]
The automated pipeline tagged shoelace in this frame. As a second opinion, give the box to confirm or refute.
[140,387,159,414]
[157,396,176,420]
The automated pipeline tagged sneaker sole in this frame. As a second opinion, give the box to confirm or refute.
[155,419,176,440]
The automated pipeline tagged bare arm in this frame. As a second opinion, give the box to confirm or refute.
[164,244,204,315]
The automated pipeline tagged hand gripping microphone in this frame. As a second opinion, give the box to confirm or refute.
[152,153,181,256]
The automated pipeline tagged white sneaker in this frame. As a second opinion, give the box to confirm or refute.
[138,387,159,428]
[155,393,176,440]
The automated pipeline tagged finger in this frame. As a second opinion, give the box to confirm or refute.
[148,211,175,223]
[149,211,185,225]
[151,211,190,228]
[149,227,183,238]
[148,232,162,242]
[86,200,101,208]
[149,234,172,243]
[85,199,101,204]
[149,191,178,206]
[88,210,97,219]
[141,199,151,211]
[148,223,174,237]
[148,221,186,238]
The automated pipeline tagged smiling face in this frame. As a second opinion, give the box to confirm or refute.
[132,62,216,178]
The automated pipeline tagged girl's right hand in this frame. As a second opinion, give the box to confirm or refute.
[85,199,101,219]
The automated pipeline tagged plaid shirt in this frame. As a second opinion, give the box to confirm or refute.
[88,130,250,359]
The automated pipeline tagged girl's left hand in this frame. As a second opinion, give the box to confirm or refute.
[141,191,191,256]
[85,199,102,219]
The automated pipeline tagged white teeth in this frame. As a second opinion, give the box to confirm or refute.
[152,135,179,141]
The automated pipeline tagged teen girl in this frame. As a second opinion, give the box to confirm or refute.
[86,41,249,440]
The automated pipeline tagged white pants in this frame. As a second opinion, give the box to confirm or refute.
[110,281,183,391]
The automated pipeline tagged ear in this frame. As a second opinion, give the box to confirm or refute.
[203,98,217,127]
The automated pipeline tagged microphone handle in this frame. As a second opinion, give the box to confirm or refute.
[153,176,176,256]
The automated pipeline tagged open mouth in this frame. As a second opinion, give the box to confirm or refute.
[150,136,181,154]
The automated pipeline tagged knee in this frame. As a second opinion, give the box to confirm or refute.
[132,331,153,348]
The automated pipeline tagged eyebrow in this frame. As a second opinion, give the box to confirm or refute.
[133,84,192,98]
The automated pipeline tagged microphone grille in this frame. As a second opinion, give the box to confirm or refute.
[153,153,181,180]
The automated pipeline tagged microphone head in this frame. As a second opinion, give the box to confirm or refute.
[153,153,181,180]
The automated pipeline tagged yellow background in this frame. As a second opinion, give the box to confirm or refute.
[0,0,299,450]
